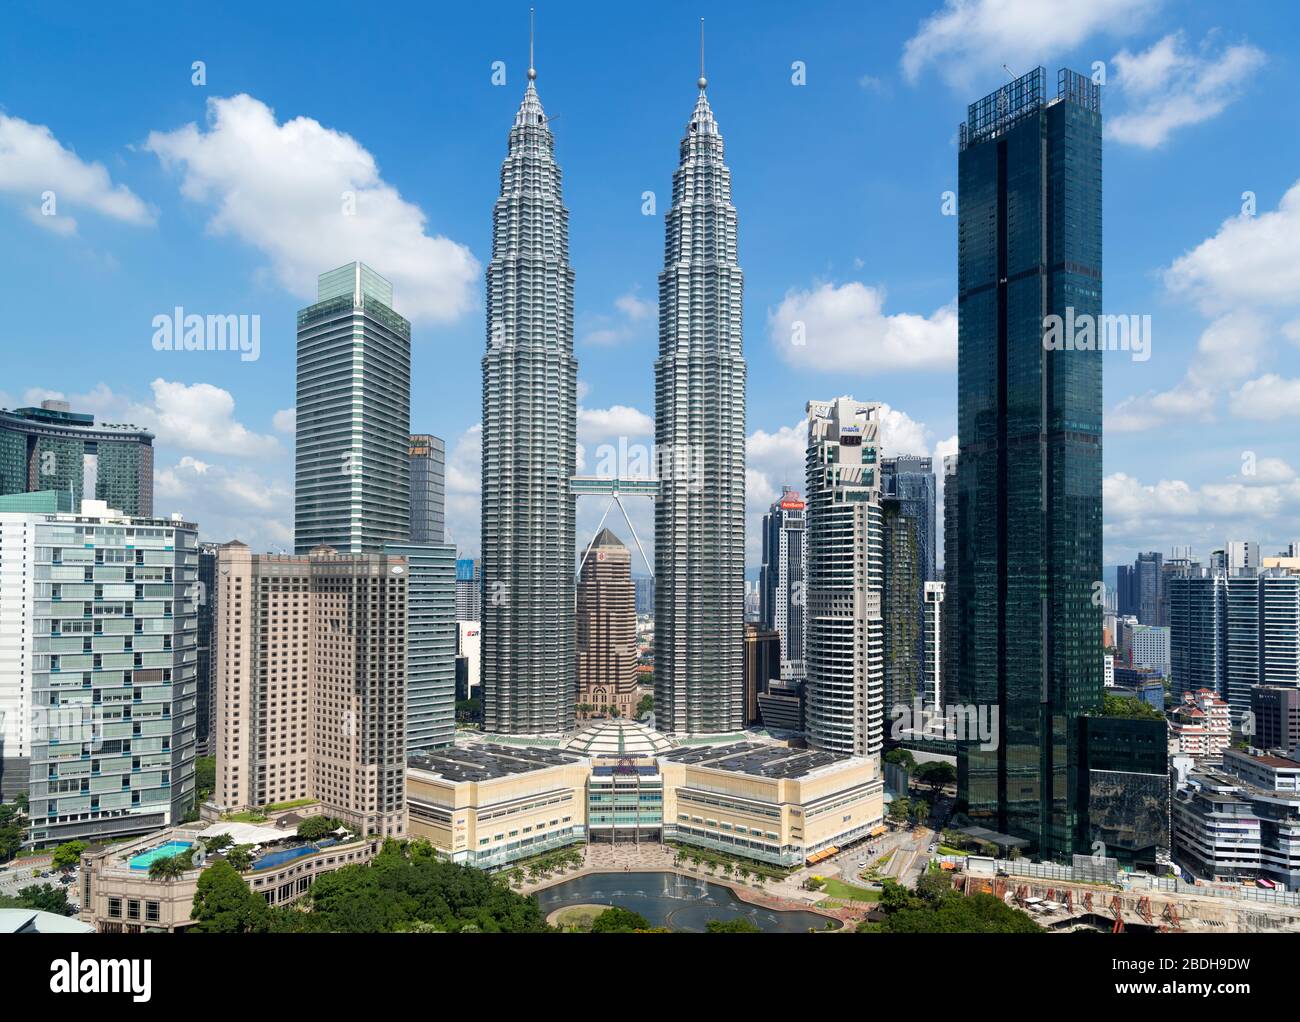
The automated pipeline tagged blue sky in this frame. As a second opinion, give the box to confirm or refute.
[2,0,1298,569]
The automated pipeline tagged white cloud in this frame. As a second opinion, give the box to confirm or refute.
[901,0,1155,88]
[1228,375,1300,421]
[272,408,296,433]
[1107,33,1266,149]
[444,425,482,553]
[769,282,956,374]
[0,112,154,232]
[146,94,478,324]
[156,455,292,550]
[577,404,654,445]
[580,287,654,346]
[1164,181,1300,314]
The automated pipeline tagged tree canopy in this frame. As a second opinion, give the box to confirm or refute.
[859,877,1041,934]
[589,907,651,933]
[191,859,272,933]
[705,917,760,932]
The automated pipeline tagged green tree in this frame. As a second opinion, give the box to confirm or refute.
[589,907,651,933]
[887,796,912,824]
[915,761,957,795]
[201,832,234,854]
[224,844,254,872]
[51,840,87,872]
[705,917,760,932]
[296,816,341,841]
[0,802,25,863]
[194,755,216,802]
[883,748,917,771]
[190,860,272,933]
[1101,693,1162,720]
[0,883,73,916]
[636,693,654,717]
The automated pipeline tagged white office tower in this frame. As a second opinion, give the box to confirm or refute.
[759,488,808,681]
[923,581,945,708]
[1226,541,1260,572]
[654,75,747,735]
[804,399,885,758]
[480,63,577,734]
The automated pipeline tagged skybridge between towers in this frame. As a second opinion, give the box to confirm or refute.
[570,476,659,579]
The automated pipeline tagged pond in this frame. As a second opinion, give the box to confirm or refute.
[533,870,839,933]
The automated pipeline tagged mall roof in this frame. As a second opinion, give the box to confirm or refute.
[409,744,584,783]
[658,742,852,779]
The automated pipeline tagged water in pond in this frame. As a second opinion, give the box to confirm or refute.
[533,871,839,933]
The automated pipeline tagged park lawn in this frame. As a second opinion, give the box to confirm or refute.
[938,845,969,856]
[819,878,882,902]
[551,904,608,930]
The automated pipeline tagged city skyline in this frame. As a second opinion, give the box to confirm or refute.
[2,2,1296,570]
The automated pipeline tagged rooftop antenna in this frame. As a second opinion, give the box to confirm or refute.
[528,7,536,80]
[1002,64,1015,80]
[698,17,707,90]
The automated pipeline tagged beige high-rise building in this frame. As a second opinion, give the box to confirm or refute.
[576,529,637,719]
[214,542,408,839]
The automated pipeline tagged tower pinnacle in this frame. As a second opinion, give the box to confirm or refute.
[697,17,707,90]
[528,7,536,80]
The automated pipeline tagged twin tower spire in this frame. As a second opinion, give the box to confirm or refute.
[480,15,746,737]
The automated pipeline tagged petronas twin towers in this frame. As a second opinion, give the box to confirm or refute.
[481,50,745,736]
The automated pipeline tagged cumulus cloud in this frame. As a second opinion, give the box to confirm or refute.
[0,112,154,233]
[272,408,296,433]
[1107,33,1266,149]
[1164,181,1300,315]
[577,404,654,445]
[146,94,478,324]
[580,287,655,346]
[901,0,1155,88]
[769,282,956,374]
[1228,375,1300,421]
[156,455,292,550]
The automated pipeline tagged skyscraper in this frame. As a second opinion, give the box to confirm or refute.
[759,487,807,682]
[955,67,1103,860]
[805,398,885,758]
[215,542,409,839]
[0,399,154,516]
[408,434,446,544]
[576,529,638,719]
[455,557,481,621]
[654,73,746,735]
[295,262,411,554]
[880,456,936,720]
[1,497,198,847]
[942,453,959,706]
[480,60,577,734]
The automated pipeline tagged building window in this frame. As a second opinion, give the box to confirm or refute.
[108,897,122,919]
[145,901,160,923]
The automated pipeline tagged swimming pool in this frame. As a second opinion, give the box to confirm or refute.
[252,838,337,872]
[129,841,193,871]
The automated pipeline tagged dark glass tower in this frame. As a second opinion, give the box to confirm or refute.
[881,456,937,719]
[955,67,1103,861]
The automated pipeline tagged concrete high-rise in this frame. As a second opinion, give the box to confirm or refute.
[214,542,408,839]
[804,398,885,758]
[0,400,153,516]
[480,62,577,734]
[0,495,198,846]
[654,75,746,735]
[295,262,411,554]
[954,68,1104,860]
[759,487,807,682]
[576,529,638,719]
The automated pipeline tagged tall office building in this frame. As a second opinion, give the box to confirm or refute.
[387,541,457,753]
[742,624,782,726]
[0,400,154,516]
[408,434,446,544]
[195,542,218,755]
[654,75,746,735]
[941,453,959,706]
[1227,540,1261,572]
[634,575,655,617]
[295,262,411,554]
[1134,552,1164,626]
[576,529,638,719]
[480,64,577,734]
[759,487,807,681]
[954,68,1103,860]
[881,457,936,719]
[215,542,408,838]
[805,398,885,758]
[0,496,197,847]
[1169,574,1226,701]
[455,558,481,621]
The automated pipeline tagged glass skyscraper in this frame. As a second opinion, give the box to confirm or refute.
[295,262,411,554]
[759,487,807,682]
[480,65,578,734]
[881,456,936,718]
[955,67,1104,860]
[408,434,446,544]
[0,400,154,517]
[654,77,747,735]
